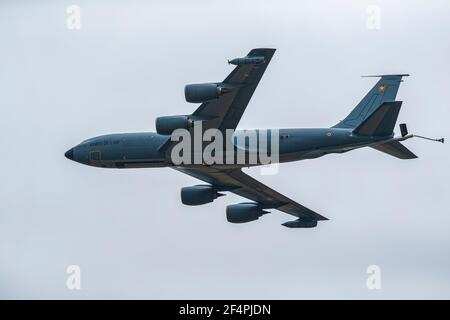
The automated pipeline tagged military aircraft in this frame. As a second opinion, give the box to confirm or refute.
[65,48,443,228]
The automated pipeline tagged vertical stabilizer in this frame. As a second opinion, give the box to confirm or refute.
[333,74,409,128]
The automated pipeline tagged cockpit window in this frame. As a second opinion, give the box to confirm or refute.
[80,138,121,147]
[87,140,120,146]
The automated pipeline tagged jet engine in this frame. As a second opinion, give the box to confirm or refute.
[181,185,224,206]
[282,219,318,228]
[228,56,265,65]
[226,202,269,223]
[155,115,191,135]
[184,83,231,103]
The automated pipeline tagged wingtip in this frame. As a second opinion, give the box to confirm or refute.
[361,74,410,78]
[252,48,276,51]
[248,48,277,55]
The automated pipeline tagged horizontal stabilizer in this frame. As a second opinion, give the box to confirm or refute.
[371,140,417,159]
[353,101,402,136]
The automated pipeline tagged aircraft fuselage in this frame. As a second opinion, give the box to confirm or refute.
[65,128,391,169]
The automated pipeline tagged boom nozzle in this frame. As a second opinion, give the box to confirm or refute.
[398,124,444,144]
[414,135,445,143]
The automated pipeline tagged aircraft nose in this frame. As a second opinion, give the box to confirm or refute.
[65,148,74,160]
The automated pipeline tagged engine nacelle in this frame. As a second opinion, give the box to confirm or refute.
[228,56,265,65]
[181,185,224,206]
[184,83,231,103]
[282,219,318,228]
[226,202,268,223]
[155,115,191,135]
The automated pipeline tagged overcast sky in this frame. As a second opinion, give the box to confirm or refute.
[1,0,449,299]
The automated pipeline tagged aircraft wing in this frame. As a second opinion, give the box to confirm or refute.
[192,48,276,132]
[174,166,329,221]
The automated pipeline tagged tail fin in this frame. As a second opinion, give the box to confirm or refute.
[334,74,409,129]
[353,101,402,136]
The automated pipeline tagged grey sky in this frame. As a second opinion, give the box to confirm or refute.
[1,0,449,299]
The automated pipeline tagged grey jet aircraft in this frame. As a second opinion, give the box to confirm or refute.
[65,48,443,228]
